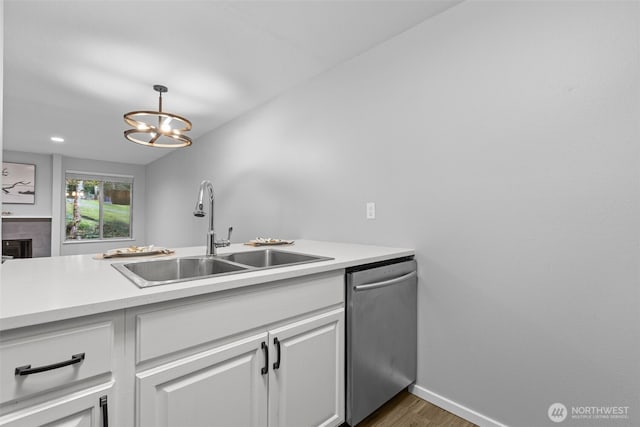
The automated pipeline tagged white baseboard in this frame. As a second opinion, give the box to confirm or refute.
[408,384,509,427]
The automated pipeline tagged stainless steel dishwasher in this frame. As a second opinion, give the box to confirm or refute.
[346,257,417,426]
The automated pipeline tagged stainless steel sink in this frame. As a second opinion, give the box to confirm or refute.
[216,249,331,268]
[112,249,332,288]
[112,257,249,288]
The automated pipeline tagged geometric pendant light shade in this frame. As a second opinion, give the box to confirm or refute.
[123,84,192,148]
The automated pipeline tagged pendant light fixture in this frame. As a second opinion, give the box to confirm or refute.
[124,84,192,148]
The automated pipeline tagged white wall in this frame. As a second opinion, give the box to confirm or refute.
[147,2,640,426]
[2,150,53,217]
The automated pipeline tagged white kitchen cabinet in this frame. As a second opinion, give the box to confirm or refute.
[0,312,124,427]
[0,322,114,406]
[136,333,268,427]
[0,382,113,427]
[0,242,412,426]
[268,309,344,427]
[131,271,345,427]
[135,309,344,427]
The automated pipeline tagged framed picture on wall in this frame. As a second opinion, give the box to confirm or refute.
[2,162,36,204]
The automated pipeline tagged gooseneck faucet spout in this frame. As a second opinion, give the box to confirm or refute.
[193,180,232,256]
[194,180,215,255]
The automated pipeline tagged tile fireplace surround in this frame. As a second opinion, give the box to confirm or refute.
[2,217,52,258]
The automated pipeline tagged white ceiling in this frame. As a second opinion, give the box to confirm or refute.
[3,0,462,165]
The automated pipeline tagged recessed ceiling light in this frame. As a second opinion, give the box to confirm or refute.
[50,136,65,143]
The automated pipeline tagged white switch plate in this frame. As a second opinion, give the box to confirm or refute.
[366,202,376,219]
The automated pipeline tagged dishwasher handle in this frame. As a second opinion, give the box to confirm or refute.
[353,271,417,292]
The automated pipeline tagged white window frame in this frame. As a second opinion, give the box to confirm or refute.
[63,171,134,243]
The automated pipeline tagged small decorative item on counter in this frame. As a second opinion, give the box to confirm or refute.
[245,238,294,246]
[98,245,175,259]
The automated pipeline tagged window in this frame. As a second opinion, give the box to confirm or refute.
[65,172,133,241]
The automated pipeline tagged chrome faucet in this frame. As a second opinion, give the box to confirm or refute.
[193,180,232,256]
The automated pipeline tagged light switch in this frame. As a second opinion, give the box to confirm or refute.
[366,202,376,219]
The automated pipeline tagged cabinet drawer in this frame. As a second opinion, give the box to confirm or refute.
[0,322,113,405]
[135,270,344,363]
[0,381,113,427]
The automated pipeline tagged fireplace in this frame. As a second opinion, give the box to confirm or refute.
[1,217,51,258]
[3,239,33,258]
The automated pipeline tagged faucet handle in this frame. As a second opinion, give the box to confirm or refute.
[215,227,233,248]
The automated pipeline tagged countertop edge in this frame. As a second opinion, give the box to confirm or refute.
[0,241,414,331]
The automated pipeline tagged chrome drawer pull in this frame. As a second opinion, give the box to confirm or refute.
[353,271,417,292]
[14,353,85,376]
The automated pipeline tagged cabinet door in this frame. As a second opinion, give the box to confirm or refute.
[268,309,344,427]
[0,382,113,427]
[136,333,268,427]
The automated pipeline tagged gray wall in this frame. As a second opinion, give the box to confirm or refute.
[2,151,53,258]
[146,2,639,426]
[1,151,147,256]
[2,150,53,217]
[0,0,3,243]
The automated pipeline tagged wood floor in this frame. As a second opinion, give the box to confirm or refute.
[356,390,478,427]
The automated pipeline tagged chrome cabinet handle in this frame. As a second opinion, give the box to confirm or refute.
[273,337,281,370]
[353,271,417,292]
[14,353,85,376]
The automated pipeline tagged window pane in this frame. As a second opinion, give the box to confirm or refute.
[65,179,100,240]
[65,175,133,241]
[103,181,132,238]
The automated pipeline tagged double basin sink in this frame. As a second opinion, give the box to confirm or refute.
[112,249,333,288]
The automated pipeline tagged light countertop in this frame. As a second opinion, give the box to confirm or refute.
[0,240,413,331]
